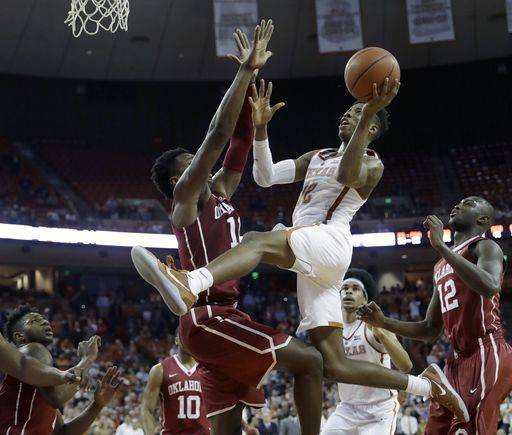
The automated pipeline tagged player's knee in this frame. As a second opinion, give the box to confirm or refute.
[323,356,351,382]
[240,230,261,245]
[301,347,324,377]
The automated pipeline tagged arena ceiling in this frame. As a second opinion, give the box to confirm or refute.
[0,0,511,81]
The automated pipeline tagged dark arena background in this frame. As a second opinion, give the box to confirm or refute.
[0,1,512,434]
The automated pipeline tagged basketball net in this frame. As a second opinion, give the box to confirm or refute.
[65,0,129,37]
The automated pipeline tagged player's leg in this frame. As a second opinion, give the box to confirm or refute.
[309,326,410,389]
[275,337,324,435]
[204,229,295,284]
[209,403,245,435]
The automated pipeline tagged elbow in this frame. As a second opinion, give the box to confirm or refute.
[486,279,501,298]
[252,169,271,188]
[209,122,230,143]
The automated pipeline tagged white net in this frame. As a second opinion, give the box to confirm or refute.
[65,0,130,37]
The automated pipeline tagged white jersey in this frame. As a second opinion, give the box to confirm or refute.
[292,149,366,229]
[338,319,398,405]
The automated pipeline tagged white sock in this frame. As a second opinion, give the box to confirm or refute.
[186,268,214,296]
[405,375,432,398]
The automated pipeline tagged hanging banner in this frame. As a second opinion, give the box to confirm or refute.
[315,0,363,53]
[507,0,512,33]
[406,0,455,44]
[213,0,258,57]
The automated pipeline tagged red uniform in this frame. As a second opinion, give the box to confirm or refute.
[0,375,57,435]
[174,193,290,417]
[159,356,210,434]
[425,236,512,435]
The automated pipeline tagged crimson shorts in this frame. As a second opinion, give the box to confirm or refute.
[178,305,291,418]
[425,335,512,435]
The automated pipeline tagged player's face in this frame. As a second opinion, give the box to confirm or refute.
[448,197,489,231]
[16,313,54,345]
[172,153,213,186]
[340,283,367,311]
[338,104,363,141]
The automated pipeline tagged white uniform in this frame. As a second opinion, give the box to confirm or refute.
[321,319,399,435]
[284,148,366,333]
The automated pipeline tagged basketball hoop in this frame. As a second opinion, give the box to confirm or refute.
[65,0,130,37]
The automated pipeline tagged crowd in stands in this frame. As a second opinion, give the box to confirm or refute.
[1,272,511,434]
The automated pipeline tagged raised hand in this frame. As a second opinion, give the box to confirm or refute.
[228,19,274,71]
[248,79,285,128]
[93,366,122,408]
[356,301,386,328]
[362,78,400,116]
[423,215,446,250]
[77,335,101,362]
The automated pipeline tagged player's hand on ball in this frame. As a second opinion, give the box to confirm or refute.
[228,19,274,71]
[248,79,285,128]
[423,215,446,250]
[93,366,122,408]
[356,301,386,327]
[362,78,400,116]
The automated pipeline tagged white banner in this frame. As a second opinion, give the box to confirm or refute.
[406,0,455,44]
[507,0,512,33]
[213,0,258,57]
[315,0,363,53]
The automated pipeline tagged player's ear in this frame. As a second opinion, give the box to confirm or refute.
[170,176,179,189]
[13,331,24,344]
[368,123,379,137]
[477,215,490,228]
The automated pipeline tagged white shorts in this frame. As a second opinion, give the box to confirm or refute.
[321,400,399,435]
[283,223,352,334]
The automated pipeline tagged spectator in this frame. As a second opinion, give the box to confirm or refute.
[279,406,300,435]
[400,407,419,435]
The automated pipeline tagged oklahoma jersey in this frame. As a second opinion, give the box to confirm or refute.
[172,193,241,305]
[159,356,209,434]
[433,236,504,355]
[0,375,57,434]
[292,149,367,228]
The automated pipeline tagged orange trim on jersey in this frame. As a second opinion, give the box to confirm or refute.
[323,186,350,224]
[328,321,344,328]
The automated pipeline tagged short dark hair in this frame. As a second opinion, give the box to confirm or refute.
[4,305,35,342]
[374,108,390,140]
[151,148,190,199]
[344,268,378,303]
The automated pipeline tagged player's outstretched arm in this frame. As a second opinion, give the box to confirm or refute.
[0,333,79,387]
[53,366,121,435]
[173,21,273,226]
[371,327,413,373]
[424,215,503,298]
[337,78,399,188]
[21,336,100,409]
[357,294,443,342]
[141,364,163,435]
[250,79,318,186]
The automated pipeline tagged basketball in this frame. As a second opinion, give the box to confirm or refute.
[344,47,401,102]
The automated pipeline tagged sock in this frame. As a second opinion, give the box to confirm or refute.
[186,268,214,296]
[405,375,432,398]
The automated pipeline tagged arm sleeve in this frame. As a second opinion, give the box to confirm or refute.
[252,139,296,187]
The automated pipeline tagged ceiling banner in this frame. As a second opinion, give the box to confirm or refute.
[213,0,259,57]
[406,0,455,44]
[507,0,512,33]
[315,0,363,53]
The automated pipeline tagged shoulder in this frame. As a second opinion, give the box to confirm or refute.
[147,363,164,387]
[471,238,503,258]
[20,342,53,365]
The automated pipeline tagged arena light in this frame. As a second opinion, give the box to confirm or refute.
[352,232,396,247]
[0,223,178,249]
[491,225,504,239]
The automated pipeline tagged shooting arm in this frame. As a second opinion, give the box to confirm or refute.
[141,364,163,435]
[52,402,103,435]
[434,239,503,298]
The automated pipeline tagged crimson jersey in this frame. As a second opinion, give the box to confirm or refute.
[0,375,57,435]
[433,236,504,355]
[159,356,210,434]
[172,193,241,305]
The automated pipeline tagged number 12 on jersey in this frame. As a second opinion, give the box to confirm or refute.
[438,279,459,313]
[227,216,241,248]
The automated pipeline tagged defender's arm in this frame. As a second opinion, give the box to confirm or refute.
[141,364,163,435]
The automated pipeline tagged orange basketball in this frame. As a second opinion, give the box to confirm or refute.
[344,47,400,102]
